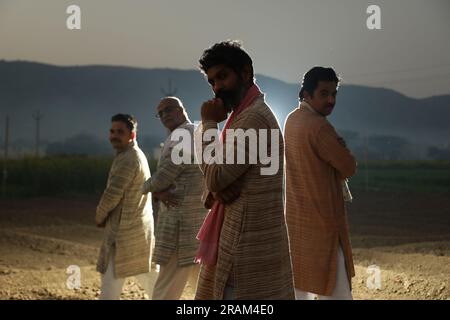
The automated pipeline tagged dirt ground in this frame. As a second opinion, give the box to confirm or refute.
[0,190,449,300]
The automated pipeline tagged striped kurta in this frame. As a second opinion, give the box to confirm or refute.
[195,96,295,300]
[96,141,154,278]
[143,121,208,267]
[284,102,357,296]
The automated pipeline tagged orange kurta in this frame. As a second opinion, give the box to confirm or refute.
[284,103,357,296]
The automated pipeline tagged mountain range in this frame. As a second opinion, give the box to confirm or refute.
[1,60,449,158]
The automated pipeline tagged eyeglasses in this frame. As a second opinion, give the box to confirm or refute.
[155,105,178,118]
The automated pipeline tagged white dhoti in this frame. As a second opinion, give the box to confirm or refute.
[99,255,153,300]
[295,245,353,300]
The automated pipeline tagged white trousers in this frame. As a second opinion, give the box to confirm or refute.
[152,252,200,300]
[295,245,353,300]
[99,255,153,300]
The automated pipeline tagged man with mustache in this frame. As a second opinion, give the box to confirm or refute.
[194,40,294,300]
[95,114,154,299]
[284,67,357,300]
[142,97,207,299]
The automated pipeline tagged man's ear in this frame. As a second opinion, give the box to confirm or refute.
[303,90,312,101]
[131,131,136,140]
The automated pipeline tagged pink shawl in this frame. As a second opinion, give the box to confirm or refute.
[194,83,263,266]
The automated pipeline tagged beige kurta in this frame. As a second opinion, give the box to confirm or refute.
[195,95,295,300]
[143,121,208,267]
[96,141,154,279]
[284,102,357,296]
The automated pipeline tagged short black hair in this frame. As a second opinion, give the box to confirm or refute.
[299,66,340,100]
[199,40,254,79]
[111,114,137,133]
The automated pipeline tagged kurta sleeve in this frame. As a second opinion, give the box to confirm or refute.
[96,156,138,225]
[200,113,268,193]
[142,142,186,194]
[314,122,357,179]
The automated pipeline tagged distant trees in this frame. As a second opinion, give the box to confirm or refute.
[35,130,450,161]
[45,133,163,159]
[337,130,416,160]
[46,134,110,156]
[367,135,410,160]
[428,146,450,160]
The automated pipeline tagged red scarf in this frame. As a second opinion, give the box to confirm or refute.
[195,83,263,266]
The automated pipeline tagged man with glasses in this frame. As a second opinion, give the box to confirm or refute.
[143,97,207,299]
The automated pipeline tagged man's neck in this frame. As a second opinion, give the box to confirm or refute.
[169,119,188,132]
[231,83,253,112]
[116,140,134,154]
[301,101,326,117]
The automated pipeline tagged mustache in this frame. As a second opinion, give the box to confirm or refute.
[110,138,121,143]
[215,91,230,100]
[215,90,235,112]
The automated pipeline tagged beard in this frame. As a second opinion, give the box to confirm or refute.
[215,82,246,113]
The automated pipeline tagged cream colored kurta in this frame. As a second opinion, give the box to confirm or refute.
[96,141,154,278]
[143,121,208,267]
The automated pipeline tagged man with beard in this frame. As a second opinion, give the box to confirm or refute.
[193,40,294,300]
[142,97,207,299]
[284,67,357,300]
[96,114,154,299]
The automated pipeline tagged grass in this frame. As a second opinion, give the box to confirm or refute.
[0,156,158,198]
[350,160,450,194]
[0,158,449,198]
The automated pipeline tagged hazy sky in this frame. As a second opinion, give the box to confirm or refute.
[1,0,450,98]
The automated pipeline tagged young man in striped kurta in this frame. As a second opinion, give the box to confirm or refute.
[194,40,295,300]
[143,97,207,300]
[96,114,154,300]
[285,67,357,300]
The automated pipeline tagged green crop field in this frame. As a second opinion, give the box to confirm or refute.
[0,158,449,198]
[350,160,450,194]
[0,156,158,198]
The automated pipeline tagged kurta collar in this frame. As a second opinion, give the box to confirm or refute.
[299,101,324,117]
[116,140,136,155]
